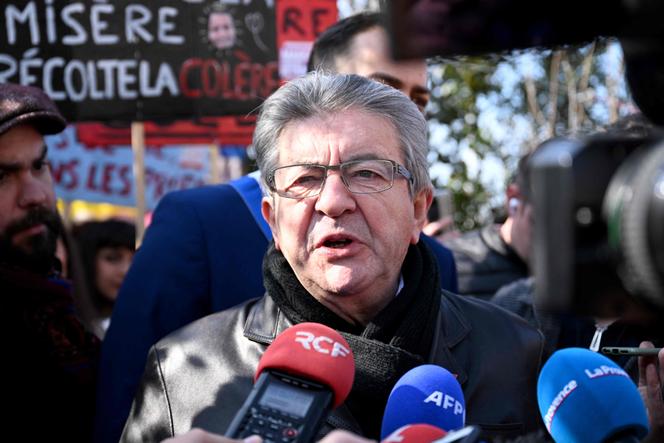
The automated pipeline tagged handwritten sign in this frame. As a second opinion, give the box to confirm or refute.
[1,0,279,121]
[276,0,337,80]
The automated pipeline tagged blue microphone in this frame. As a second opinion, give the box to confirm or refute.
[537,348,649,443]
[381,365,465,439]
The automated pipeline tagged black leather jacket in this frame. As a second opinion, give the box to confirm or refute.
[121,291,544,442]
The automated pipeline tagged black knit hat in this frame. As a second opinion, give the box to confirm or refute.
[0,83,67,136]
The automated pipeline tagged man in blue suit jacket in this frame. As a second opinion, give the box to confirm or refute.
[95,12,458,443]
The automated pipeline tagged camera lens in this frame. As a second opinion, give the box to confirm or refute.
[604,140,664,308]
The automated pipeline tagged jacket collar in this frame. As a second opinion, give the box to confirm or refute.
[243,294,364,435]
[428,290,472,386]
[481,224,527,269]
[243,294,291,345]
[242,293,474,435]
[243,290,473,386]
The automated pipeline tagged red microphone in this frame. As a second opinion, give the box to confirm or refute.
[381,424,448,443]
[226,323,355,443]
[381,424,481,443]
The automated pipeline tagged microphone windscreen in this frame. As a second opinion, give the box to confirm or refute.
[255,322,355,408]
[381,424,447,443]
[537,348,649,443]
[381,365,465,439]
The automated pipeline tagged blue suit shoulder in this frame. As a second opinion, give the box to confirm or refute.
[96,182,268,443]
[422,235,458,293]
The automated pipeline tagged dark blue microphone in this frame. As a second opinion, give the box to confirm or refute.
[381,365,465,439]
[537,348,649,443]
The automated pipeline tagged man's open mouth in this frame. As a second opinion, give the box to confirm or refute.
[16,223,46,236]
[324,238,353,248]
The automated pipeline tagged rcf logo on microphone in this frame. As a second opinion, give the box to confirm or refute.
[294,331,351,358]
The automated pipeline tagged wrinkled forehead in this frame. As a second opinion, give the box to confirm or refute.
[276,109,402,164]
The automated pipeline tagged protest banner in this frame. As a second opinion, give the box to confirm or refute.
[47,126,211,210]
[3,0,336,240]
[76,115,256,147]
[1,0,279,122]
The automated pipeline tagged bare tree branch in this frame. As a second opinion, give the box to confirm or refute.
[524,76,546,130]
[547,50,563,137]
[606,48,624,123]
[577,41,596,128]
[562,54,578,134]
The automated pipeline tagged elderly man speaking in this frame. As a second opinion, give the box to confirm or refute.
[121,73,543,442]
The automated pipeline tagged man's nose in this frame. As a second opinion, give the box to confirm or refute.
[314,172,356,217]
[18,173,49,208]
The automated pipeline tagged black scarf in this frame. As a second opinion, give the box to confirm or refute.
[263,240,441,438]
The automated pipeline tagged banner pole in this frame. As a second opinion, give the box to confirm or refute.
[131,122,146,247]
[60,199,72,228]
[209,143,221,184]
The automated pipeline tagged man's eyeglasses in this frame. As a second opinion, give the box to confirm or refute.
[267,159,413,199]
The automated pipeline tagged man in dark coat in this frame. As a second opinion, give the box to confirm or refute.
[121,73,544,443]
[98,12,458,443]
[0,83,99,442]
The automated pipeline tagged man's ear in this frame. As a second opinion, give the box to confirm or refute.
[261,196,280,249]
[411,187,433,244]
[506,182,520,201]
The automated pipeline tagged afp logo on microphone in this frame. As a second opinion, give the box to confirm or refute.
[294,331,351,358]
[423,390,464,416]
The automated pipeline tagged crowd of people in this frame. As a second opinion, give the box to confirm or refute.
[1,9,663,443]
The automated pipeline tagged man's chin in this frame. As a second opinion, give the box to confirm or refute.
[319,266,367,296]
[0,230,57,274]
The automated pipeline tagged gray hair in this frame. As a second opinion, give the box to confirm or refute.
[254,72,431,196]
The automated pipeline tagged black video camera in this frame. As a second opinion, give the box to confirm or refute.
[387,0,664,324]
[530,130,664,322]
